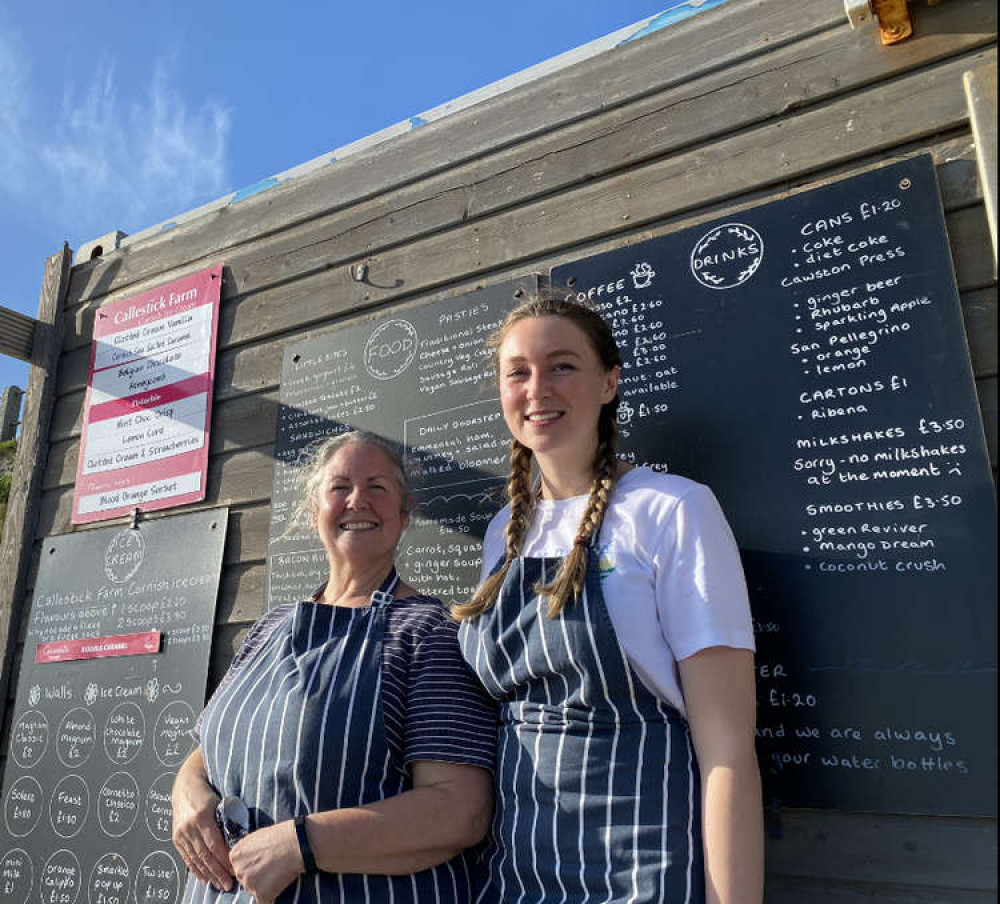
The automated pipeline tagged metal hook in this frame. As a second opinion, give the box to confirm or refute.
[351,262,368,283]
[129,508,140,530]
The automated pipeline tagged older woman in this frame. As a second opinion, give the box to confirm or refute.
[172,431,496,904]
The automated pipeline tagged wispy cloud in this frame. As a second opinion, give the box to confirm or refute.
[0,35,232,242]
[0,29,29,191]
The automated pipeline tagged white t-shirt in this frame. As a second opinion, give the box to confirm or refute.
[479,467,754,715]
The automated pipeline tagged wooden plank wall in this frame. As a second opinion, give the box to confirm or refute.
[3,0,997,898]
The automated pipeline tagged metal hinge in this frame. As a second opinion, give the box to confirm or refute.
[844,0,919,45]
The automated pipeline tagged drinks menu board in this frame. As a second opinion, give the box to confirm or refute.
[0,509,226,903]
[552,154,996,815]
[265,155,996,815]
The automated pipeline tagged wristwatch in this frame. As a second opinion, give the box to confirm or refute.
[294,814,318,873]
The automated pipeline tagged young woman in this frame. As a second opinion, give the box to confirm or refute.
[455,294,763,904]
[173,431,496,904]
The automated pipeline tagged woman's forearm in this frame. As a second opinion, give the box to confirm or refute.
[306,763,492,874]
[228,760,492,898]
[679,647,764,904]
[700,753,764,904]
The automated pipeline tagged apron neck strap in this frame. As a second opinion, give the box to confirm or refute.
[370,566,400,607]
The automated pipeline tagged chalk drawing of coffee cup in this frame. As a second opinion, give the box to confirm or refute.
[630,262,656,290]
[617,400,635,426]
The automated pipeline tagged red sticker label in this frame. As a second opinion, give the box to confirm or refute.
[36,631,162,664]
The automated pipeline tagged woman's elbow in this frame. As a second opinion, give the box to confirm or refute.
[463,796,493,847]
[439,791,491,852]
[445,785,493,851]
[413,762,493,852]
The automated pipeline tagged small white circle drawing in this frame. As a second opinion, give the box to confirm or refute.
[57,707,97,768]
[89,853,130,904]
[690,223,764,290]
[97,772,140,838]
[364,319,419,380]
[50,774,90,839]
[0,848,33,904]
[153,701,196,767]
[11,710,48,769]
[145,773,176,841]
[133,851,179,904]
[4,776,44,838]
[104,702,146,765]
[40,849,81,904]
[104,530,145,584]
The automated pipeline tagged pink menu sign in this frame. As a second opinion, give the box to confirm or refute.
[71,265,223,523]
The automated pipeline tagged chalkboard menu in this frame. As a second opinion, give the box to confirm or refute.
[266,154,997,816]
[267,276,537,608]
[0,509,227,904]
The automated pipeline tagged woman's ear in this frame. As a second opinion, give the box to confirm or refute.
[602,365,621,403]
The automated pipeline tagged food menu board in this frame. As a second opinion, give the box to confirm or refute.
[267,278,536,609]
[265,154,996,815]
[0,509,227,903]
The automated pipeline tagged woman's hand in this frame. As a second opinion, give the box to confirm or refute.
[171,747,234,891]
[230,820,303,904]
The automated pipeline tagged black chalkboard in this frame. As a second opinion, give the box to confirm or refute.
[267,276,537,608]
[0,509,227,904]
[266,155,996,816]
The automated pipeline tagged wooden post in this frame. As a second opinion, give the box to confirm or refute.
[964,62,998,273]
[0,244,73,733]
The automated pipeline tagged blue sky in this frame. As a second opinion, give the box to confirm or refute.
[0,1,712,404]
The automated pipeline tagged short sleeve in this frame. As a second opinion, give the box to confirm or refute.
[654,485,755,661]
[191,606,292,743]
[404,612,497,771]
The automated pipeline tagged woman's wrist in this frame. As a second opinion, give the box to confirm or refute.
[293,814,318,874]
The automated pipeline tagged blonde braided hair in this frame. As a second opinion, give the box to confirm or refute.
[453,291,622,620]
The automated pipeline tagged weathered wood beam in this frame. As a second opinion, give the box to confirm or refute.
[0,306,38,363]
[964,62,998,271]
[0,244,72,732]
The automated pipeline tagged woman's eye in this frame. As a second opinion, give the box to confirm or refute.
[552,361,575,372]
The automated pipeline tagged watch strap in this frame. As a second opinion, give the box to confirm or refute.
[294,814,318,873]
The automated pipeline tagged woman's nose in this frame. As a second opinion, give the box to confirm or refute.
[526,370,549,399]
[345,486,368,507]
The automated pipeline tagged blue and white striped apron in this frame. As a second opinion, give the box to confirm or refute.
[459,549,704,903]
[183,570,475,904]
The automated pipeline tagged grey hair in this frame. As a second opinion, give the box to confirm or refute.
[287,430,414,536]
